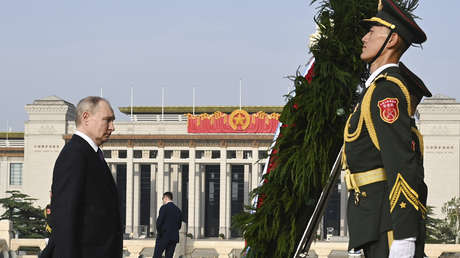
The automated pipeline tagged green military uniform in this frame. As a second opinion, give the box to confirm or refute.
[344,66,426,253]
[342,0,431,257]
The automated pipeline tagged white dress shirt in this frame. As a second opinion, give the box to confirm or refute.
[364,63,399,88]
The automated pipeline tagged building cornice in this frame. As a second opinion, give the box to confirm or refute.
[63,134,275,141]
[0,147,24,157]
[0,132,24,139]
[417,104,460,114]
[118,106,283,115]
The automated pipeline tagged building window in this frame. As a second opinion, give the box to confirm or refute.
[227,150,236,159]
[164,150,173,159]
[195,150,204,159]
[9,163,22,186]
[118,150,127,159]
[258,150,269,159]
[133,150,142,159]
[211,150,220,159]
[102,150,112,159]
[243,150,252,159]
[180,150,189,159]
[149,150,158,159]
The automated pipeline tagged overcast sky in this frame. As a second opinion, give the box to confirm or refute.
[0,1,457,131]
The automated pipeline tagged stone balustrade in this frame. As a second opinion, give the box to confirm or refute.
[1,220,460,257]
[4,238,460,257]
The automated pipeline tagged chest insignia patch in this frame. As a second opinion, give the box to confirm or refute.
[378,98,399,123]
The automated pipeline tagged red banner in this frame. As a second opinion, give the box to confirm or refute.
[187,110,280,133]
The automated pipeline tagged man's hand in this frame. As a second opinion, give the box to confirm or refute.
[389,237,416,258]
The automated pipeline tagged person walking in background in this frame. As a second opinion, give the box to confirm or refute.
[51,96,122,258]
[153,192,183,258]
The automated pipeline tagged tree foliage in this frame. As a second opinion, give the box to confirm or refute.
[234,1,378,257]
[426,206,455,244]
[425,197,460,244]
[0,190,47,238]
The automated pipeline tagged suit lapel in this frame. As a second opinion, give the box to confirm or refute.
[72,135,118,197]
[95,152,119,197]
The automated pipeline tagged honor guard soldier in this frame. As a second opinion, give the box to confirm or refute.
[342,0,431,257]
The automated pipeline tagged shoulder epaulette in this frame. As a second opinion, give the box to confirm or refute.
[344,73,412,151]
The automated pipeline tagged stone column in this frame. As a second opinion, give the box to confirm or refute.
[200,164,205,237]
[252,163,262,193]
[156,147,165,215]
[133,163,141,237]
[110,163,117,184]
[251,148,259,191]
[244,164,250,205]
[187,149,197,237]
[150,163,157,235]
[0,158,8,200]
[196,164,204,238]
[164,163,171,193]
[125,148,134,234]
[177,164,183,210]
[219,147,229,239]
[226,163,231,239]
[171,163,179,204]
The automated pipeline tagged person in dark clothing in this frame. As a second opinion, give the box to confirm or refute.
[153,192,183,258]
[40,193,55,258]
[51,96,122,258]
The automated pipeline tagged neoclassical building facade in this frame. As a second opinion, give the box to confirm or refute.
[417,94,460,217]
[0,94,458,240]
[2,96,281,239]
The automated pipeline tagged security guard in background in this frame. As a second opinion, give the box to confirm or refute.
[342,0,431,257]
[44,203,52,235]
[40,192,55,258]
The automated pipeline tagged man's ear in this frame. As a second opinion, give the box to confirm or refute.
[386,32,400,49]
[81,111,90,125]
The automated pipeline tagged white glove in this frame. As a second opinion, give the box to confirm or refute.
[389,237,416,258]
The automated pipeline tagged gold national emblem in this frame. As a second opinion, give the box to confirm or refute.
[229,110,251,130]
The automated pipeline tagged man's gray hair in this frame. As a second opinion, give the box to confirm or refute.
[75,96,112,127]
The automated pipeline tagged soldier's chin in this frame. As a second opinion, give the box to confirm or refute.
[360,54,372,63]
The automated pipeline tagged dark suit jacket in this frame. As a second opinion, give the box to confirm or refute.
[51,134,122,258]
[156,202,183,243]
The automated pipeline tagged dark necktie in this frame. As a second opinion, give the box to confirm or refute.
[97,148,105,162]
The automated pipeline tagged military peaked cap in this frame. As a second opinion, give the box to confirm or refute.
[363,0,426,44]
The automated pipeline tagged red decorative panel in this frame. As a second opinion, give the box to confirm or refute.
[187,110,280,133]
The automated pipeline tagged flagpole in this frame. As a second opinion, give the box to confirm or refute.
[130,87,134,121]
[161,88,165,121]
[193,87,196,115]
[6,120,8,147]
[239,78,242,110]
[100,88,103,98]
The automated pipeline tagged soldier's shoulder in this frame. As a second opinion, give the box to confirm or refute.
[374,68,405,85]
[373,70,409,97]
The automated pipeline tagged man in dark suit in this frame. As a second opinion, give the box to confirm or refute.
[153,192,183,258]
[50,96,122,258]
